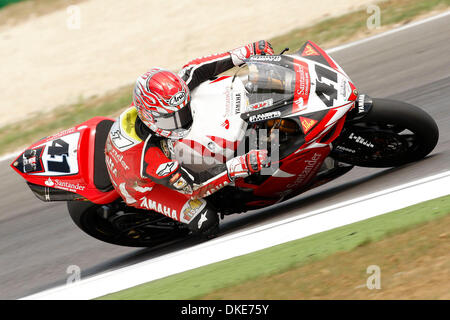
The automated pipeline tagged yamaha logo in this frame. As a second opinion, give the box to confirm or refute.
[169,91,186,106]
[358,94,366,113]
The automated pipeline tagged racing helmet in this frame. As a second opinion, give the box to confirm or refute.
[133,68,193,139]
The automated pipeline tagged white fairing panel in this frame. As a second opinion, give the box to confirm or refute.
[286,55,354,118]
[30,132,80,176]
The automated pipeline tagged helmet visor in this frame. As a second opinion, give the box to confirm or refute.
[154,103,193,131]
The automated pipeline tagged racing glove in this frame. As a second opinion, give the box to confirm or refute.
[226,149,270,180]
[230,40,275,66]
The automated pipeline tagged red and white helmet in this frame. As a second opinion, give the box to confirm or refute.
[133,68,193,139]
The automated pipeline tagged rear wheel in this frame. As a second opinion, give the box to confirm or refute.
[68,200,190,247]
[331,98,439,167]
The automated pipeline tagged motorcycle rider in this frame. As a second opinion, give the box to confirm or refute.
[105,41,274,237]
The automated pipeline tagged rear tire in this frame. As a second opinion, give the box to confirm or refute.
[68,200,190,247]
[331,98,439,167]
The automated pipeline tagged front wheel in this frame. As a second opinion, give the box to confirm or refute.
[68,200,190,247]
[331,98,439,168]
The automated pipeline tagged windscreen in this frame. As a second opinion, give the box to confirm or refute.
[232,62,296,110]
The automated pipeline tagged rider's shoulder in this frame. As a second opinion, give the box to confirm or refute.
[108,106,144,149]
[178,66,191,81]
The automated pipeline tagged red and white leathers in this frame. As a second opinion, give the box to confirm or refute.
[105,42,273,234]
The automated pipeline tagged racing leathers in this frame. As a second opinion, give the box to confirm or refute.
[105,41,273,236]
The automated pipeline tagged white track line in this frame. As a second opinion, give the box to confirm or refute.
[0,151,20,163]
[22,170,450,300]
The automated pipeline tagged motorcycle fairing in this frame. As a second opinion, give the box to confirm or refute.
[239,55,356,132]
[11,117,120,204]
[170,45,358,209]
[251,145,331,199]
[297,40,349,78]
[230,50,357,205]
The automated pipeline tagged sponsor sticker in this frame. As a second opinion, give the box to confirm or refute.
[173,176,190,192]
[220,119,230,130]
[249,111,281,123]
[336,145,356,153]
[110,123,135,151]
[287,152,322,189]
[224,87,232,116]
[182,198,206,222]
[358,94,366,113]
[31,132,80,176]
[293,61,310,112]
[169,91,186,106]
[156,161,179,177]
[339,78,349,99]
[249,98,273,111]
[105,154,118,177]
[44,177,86,192]
[139,196,178,220]
[234,93,241,114]
[198,210,209,228]
[108,148,130,171]
[301,44,319,56]
[349,132,374,148]
[300,117,317,134]
[46,127,76,141]
[249,55,282,62]
[293,97,305,111]
[160,139,171,158]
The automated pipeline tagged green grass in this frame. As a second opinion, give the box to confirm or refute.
[1,0,449,155]
[0,85,133,153]
[0,0,26,9]
[99,194,450,300]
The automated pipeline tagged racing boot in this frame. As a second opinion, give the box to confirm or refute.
[187,205,219,239]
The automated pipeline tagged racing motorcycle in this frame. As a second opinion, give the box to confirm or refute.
[11,41,439,247]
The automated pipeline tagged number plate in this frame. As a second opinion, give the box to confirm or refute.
[315,64,338,108]
[31,132,80,176]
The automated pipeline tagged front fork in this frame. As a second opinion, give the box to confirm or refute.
[346,94,374,122]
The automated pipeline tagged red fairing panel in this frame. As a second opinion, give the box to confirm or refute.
[292,59,311,113]
[10,117,120,204]
[300,41,340,73]
[252,146,331,198]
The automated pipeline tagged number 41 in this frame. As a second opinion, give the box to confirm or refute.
[47,139,70,173]
[315,64,338,108]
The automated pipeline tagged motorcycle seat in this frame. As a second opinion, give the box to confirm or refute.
[93,119,114,191]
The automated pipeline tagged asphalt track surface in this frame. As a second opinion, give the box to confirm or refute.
[1,14,449,299]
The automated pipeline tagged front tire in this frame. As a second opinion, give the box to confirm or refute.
[331,98,439,167]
